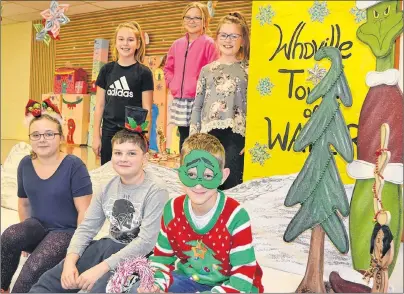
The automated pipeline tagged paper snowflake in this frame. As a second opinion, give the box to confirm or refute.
[256,77,274,97]
[249,143,271,166]
[255,5,275,26]
[308,1,330,23]
[307,63,327,85]
[350,6,366,23]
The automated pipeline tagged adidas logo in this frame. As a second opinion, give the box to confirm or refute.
[107,76,134,98]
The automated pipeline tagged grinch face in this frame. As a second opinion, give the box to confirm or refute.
[357,1,403,58]
[178,150,223,189]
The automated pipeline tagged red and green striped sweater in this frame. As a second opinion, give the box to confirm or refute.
[149,191,264,293]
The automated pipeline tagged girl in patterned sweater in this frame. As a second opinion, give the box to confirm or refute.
[189,12,250,190]
[132,133,263,293]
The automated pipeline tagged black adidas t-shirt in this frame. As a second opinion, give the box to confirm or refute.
[96,61,154,131]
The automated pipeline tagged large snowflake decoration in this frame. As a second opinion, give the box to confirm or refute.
[350,6,366,23]
[255,5,276,26]
[249,143,271,166]
[308,1,330,23]
[307,63,327,85]
[256,77,274,97]
[35,1,70,44]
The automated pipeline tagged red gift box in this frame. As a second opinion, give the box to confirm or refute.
[54,67,87,94]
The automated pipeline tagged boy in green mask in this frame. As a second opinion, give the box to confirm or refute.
[132,133,264,293]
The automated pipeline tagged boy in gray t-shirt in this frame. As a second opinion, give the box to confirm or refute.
[30,124,169,293]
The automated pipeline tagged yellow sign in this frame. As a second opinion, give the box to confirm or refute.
[244,1,376,183]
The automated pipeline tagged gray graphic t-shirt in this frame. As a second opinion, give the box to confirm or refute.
[67,171,169,269]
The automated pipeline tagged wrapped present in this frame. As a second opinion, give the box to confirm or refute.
[62,94,90,145]
[75,81,87,94]
[92,39,109,81]
[143,55,168,153]
[54,67,87,94]
[87,94,97,147]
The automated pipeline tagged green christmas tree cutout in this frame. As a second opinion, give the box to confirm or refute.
[283,46,354,254]
[179,240,226,284]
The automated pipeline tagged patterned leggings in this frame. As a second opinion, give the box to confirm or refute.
[1,218,74,293]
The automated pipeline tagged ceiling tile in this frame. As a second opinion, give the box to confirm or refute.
[2,3,38,17]
[13,1,56,10]
[1,17,20,25]
[64,1,91,5]
[92,1,157,9]
[7,11,43,22]
[15,1,85,11]
[63,3,106,15]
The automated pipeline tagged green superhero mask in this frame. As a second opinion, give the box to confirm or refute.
[177,150,223,189]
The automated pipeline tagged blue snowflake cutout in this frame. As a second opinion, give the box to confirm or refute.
[256,77,274,97]
[249,143,271,166]
[308,1,330,23]
[350,6,366,23]
[255,5,275,26]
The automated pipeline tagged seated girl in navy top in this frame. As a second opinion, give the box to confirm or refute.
[0,99,93,293]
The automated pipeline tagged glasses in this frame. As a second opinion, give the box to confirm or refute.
[29,132,61,141]
[183,16,202,23]
[218,32,241,41]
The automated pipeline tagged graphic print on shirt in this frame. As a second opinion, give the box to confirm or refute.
[122,273,140,293]
[107,76,134,98]
[105,198,141,243]
[180,240,226,284]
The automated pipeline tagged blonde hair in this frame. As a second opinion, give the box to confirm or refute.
[182,2,211,34]
[112,21,146,63]
[216,12,250,61]
[29,114,63,159]
[181,133,225,169]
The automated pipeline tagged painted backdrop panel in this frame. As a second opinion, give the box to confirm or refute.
[244,1,376,183]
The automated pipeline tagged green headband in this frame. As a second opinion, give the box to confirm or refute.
[177,150,223,189]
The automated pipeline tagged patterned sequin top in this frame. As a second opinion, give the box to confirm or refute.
[190,60,248,137]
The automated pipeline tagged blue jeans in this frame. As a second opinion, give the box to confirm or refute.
[130,271,213,293]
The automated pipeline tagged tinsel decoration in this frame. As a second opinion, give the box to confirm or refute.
[106,256,155,293]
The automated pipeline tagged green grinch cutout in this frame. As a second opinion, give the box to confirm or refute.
[357,1,403,71]
[330,1,403,292]
[350,0,403,276]
[177,240,226,285]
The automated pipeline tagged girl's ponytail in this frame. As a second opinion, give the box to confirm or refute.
[131,21,146,63]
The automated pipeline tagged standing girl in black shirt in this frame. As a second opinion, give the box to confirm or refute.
[93,21,154,165]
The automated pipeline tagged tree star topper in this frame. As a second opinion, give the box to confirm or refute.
[192,240,208,259]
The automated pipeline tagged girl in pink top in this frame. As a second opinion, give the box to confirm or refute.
[164,2,219,151]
